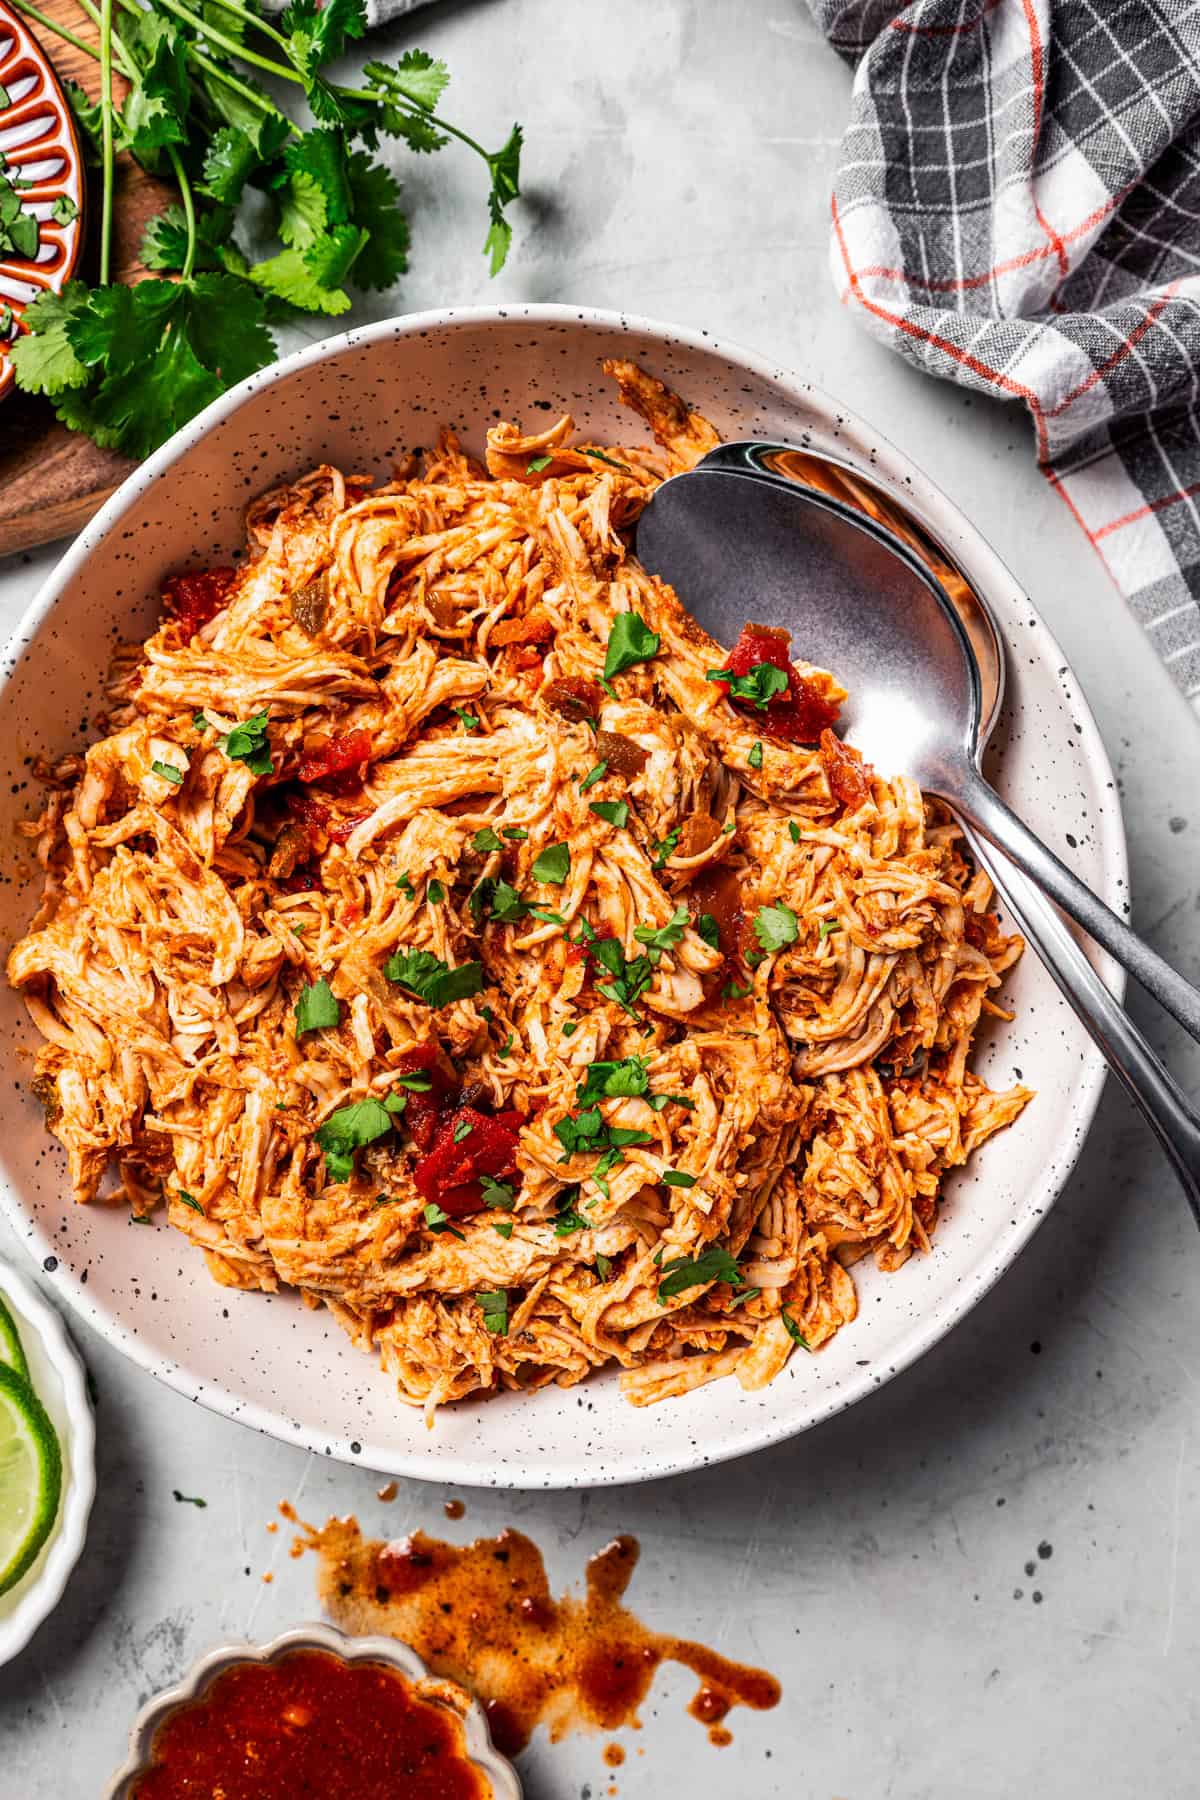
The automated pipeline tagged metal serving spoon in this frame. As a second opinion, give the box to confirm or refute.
[635,440,1200,1215]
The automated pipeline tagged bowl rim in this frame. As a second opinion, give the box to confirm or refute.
[0,302,1127,1487]
[102,1619,522,1798]
[0,1253,96,1666]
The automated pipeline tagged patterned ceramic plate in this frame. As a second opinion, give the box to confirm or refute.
[0,0,84,400]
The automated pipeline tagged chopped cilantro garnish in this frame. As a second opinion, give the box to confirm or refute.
[427,879,446,905]
[384,948,484,1007]
[576,1055,650,1104]
[527,454,553,473]
[294,976,340,1036]
[480,1175,516,1211]
[584,447,630,473]
[662,1171,696,1188]
[384,1091,408,1114]
[371,1193,398,1209]
[819,919,842,939]
[452,707,479,731]
[222,712,273,776]
[754,903,799,953]
[529,906,567,927]
[496,1032,514,1060]
[493,1219,514,1238]
[192,710,209,732]
[176,1189,204,1213]
[553,1187,591,1235]
[316,1097,395,1183]
[657,1245,745,1301]
[633,906,689,955]
[394,1071,433,1092]
[590,800,629,828]
[151,759,184,786]
[452,1118,473,1143]
[424,1201,465,1240]
[477,1289,509,1334]
[704,662,789,710]
[595,1253,612,1279]
[651,827,681,869]
[782,1309,810,1348]
[788,820,802,844]
[722,978,754,1000]
[601,611,660,693]
[533,842,571,886]
[579,761,607,792]
[722,818,737,835]
[562,1019,579,1037]
[748,741,764,771]
[470,877,530,926]
[473,827,503,853]
[503,827,529,841]
[396,872,416,899]
[696,912,720,950]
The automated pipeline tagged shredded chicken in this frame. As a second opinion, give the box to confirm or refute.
[7,364,1033,1419]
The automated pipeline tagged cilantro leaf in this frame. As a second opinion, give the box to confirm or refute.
[533,842,570,886]
[150,759,184,785]
[705,662,789,710]
[602,611,660,687]
[121,17,190,161]
[8,283,90,396]
[476,1288,509,1334]
[295,977,340,1036]
[141,203,235,274]
[424,1200,465,1241]
[579,761,607,792]
[473,828,503,853]
[202,126,261,204]
[469,878,529,925]
[315,1096,394,1182]
[696,912,720,950]
[481,1175,516,1211]
[819,919,842,940]
[633,906,689,956]
[576,1056,650,1104]
[364,48,451,112]
[384,947,484,1007]
[748,741,764,770]
[657,1246,745,1301]
[651,827,681,869]
[281,0,367,81]
[590,800,628,828]
[63,79,104,162]
[788,820,802,845]
[222,711,273,775]
[249,246,354,315]
[176,1189,204,1214]
[754,903,799,953]
[782,1309,810,1348]
[554,1188,591,1236]
[662,1170,697,1188]
[483,122,522,273]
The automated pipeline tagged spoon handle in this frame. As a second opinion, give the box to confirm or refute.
[954,767,1200,1047]
[967,834,1200,1214]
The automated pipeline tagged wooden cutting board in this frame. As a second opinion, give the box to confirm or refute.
[0,0,174,555]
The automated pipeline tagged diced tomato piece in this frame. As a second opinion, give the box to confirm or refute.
[716,622,841,745]
[413,1105,524,1217]
[284,790,368,846]
[686,864,745,960]
[162,568,237,639]
[393,1044,459,1153]
[542,675,601,720]
[298,728,373,786]
[818,727,871,810]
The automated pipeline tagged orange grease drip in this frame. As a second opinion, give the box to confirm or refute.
[444,1498,466,1520]
[604,1743,626,1767]
[292,1512,780,1757]
[129,1649,487,1800]
[377,1482,399,1503]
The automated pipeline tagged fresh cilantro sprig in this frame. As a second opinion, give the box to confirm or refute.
[384,947,484,1008]
[657,1245,745,1302]
[9,0,525,456]
[705,662,789,710]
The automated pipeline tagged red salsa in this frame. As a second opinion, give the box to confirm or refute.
[162,567,238,640]
[130,1648,490,1800]
[717,622,841,744]
[413,1105,525,1218]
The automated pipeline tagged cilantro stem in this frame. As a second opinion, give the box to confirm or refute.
[10,0,97,61]
[165,145,197,279]
[188,43,287,122]
[155,0,304,83]
[200,0,292,51]
[98,0,114,285]
[73,0,135,72]
[338,85,492,164]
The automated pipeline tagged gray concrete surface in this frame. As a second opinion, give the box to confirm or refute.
[2,4,1200,1795]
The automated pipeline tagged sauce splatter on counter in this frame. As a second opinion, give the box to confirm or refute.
[291,1511,780,1757]
[130,1648,489,1800]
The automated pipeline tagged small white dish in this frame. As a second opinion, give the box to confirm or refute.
[103,1620,522,1798]
[0,1254,95,1667]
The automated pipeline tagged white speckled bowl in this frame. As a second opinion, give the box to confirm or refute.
[103,1621,522,1798]
[0,1256,95,1666]
[0,306,1125,1488]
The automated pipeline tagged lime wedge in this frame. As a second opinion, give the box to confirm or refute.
[0,1362,62,1597]
[0,1293,29,1383]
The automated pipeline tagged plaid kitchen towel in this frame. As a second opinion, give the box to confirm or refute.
[809,0,1200,705]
